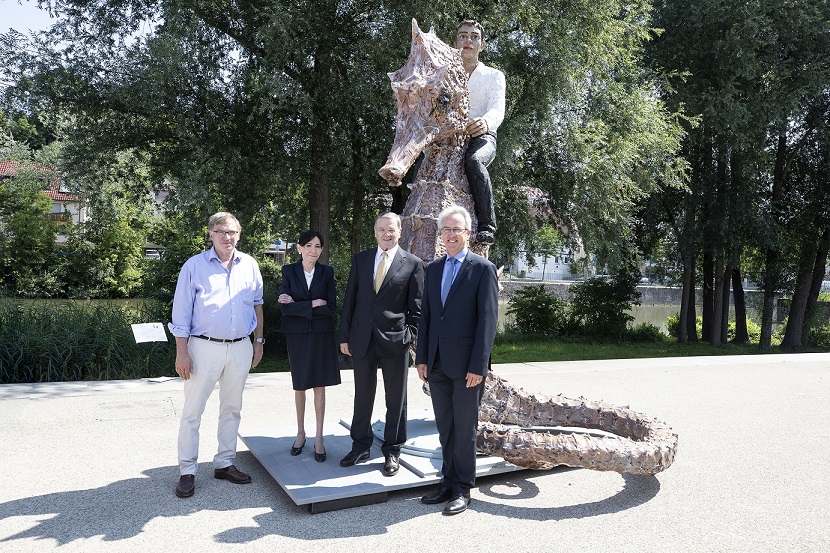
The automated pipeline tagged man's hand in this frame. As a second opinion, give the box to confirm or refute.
[175,352,193,380]
[465,372,483,388]
[417,363,428,382]
[251,342,264,368]
[278,293,294,304]
[340,342,351,356]
[311,299,327,308]
[464,117,488,138]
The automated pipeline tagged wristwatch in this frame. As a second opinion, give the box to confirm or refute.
[253,337,265,344]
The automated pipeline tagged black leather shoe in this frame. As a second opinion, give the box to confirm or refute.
[476,230,495,245]
[443,493,471,515]
[314,448,327,463]
[290,437,306,456]
[339,449,370,467]
[383,453,400,476]
[420,486,453,504]
[214,465,252,484]
[175,474,195,498]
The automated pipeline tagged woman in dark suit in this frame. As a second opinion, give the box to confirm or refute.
[279,230,341,462]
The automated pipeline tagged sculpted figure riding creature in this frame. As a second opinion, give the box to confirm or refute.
[379,20,677,475]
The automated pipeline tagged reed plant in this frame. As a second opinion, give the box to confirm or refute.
[0,298,176,383]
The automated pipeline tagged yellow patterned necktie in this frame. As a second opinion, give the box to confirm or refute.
[374,251,388,292]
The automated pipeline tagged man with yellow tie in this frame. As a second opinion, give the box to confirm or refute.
[339,212,424,476]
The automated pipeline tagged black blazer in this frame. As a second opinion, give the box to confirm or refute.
[279,261,337,334]
[340,247,423,359]
[415,251,498,379]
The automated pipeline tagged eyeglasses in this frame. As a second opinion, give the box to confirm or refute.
[440,227,469,235]
[211,230,239,238]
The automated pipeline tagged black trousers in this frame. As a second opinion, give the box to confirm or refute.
[428,357,483,494]
[349,338,409,455]
[464,133,497,234]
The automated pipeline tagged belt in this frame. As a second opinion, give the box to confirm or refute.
[191,335,247,343]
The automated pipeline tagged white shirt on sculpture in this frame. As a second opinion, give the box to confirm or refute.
[468,62,506,134]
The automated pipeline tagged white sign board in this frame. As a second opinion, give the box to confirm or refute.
[131,323,169,343]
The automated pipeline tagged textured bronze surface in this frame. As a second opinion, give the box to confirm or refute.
[379,20,489,262]
[478,372,678,474]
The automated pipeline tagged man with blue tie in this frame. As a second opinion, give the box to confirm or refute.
[416,205,499,515]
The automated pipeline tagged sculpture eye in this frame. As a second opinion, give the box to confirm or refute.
[433,89,451,115]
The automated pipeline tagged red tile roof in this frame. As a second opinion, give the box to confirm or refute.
[0,160,80,201]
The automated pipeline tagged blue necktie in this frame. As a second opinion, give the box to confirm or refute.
[441,257,458,306]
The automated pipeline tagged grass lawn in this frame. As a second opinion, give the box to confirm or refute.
[251,335,829,374]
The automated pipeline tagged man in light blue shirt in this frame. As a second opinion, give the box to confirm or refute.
[168,212,264,498]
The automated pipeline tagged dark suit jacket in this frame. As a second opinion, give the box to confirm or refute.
[340,247,423,359]
[415,250,498,379]
[279,261,337,334]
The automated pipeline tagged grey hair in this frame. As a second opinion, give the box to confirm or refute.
[437,205,472,231]
[208,212,241,232]
[375,212,402,230]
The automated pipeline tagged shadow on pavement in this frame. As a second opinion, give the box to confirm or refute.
[0,457,660,546]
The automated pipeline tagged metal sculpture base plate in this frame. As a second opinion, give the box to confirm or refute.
[239,408,523,513]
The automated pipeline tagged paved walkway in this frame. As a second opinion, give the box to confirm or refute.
[1,353,828,552]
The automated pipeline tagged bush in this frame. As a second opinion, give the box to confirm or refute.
[0,298,177,384]
[667,313,761,343]
[569,273,640,339]
[628,323,665,343]
[506,285,568,336]
[666,313,702,340]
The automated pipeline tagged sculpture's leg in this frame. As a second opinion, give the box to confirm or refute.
[464,133,497,236]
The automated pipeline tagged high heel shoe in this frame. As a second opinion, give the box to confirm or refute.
[290,438,306,456]
[314,447,326,463]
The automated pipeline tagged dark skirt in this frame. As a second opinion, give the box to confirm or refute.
[286,331,341,391]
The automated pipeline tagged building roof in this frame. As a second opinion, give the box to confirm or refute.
[0,160,81,202]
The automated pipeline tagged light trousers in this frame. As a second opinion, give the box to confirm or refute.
[178,337,253,475]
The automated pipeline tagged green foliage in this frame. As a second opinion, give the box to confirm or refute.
[506,285,568,336]
[727,319,761,343]
[569,272,641,338]
[0,298,176,383]
[628,323,666,343]
[666,313,701,341]
[0,169,62,297]
[801,311,830,348]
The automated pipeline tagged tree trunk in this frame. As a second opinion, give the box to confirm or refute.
[686,255,698,342]
[731,267,749,344]
[720,263,732,344]
[781,226,820,349]
[308,50,334,263]
[710,256,724,347]
[702,252,714,342]
[348,120,365,256]
[804,227,830,334]
[678,253,693,343]
[760,129,790,350]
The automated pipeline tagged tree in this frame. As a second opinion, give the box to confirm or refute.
[0,165,61,297]
[1,0,686,277]
[645,0,830,348]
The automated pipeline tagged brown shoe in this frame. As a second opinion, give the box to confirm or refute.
[175,474,195,498]
[214,465,251,484]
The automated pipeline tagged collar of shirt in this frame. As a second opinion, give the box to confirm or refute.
[207,246,239,266]
[447,248,468,266]
[375,244,399,270]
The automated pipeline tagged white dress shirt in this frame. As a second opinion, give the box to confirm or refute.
[375,244,400,281]
[468,62,506,133]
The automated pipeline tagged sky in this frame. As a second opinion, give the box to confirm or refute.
[1,1,55,33]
